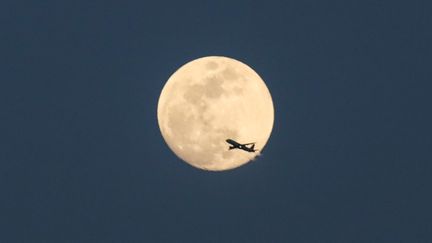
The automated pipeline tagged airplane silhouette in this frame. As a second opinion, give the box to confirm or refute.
[226,139,257,152]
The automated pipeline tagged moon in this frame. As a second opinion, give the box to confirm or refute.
[157,56,274,171]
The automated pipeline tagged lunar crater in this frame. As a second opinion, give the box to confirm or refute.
[206,61,219,70]
[221,67,240,80]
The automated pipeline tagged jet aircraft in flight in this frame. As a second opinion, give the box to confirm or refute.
[226,139,257,152]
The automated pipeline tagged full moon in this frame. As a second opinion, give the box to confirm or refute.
[157,56,274,171]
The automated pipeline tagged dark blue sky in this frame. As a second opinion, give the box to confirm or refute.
[1,0,431,242]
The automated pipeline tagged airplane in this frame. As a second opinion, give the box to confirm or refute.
[226,139,257,152]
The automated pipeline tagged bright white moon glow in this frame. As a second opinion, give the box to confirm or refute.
[157,56,274,171]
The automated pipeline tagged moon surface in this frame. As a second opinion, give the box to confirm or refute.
[157,56,274,171]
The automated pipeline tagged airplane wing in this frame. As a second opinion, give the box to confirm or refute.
[242,142,255,146]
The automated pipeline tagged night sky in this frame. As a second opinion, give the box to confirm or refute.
[1,0,431,242]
